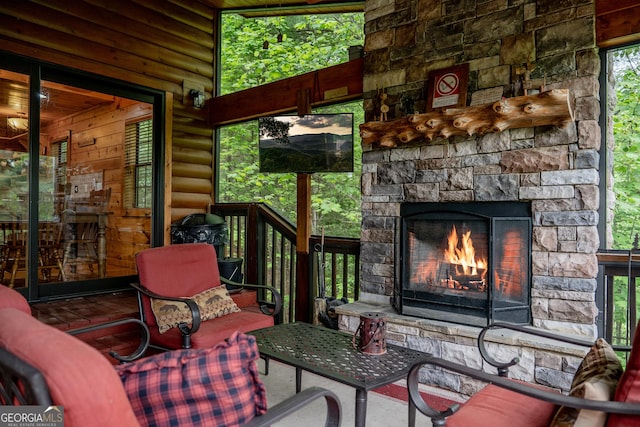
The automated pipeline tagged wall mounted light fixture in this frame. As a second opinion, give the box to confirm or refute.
[189,89,205,108]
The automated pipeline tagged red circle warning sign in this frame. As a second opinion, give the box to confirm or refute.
[436,73,460,96]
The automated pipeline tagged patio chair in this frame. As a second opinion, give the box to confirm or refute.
[131,243,282,350]
[0,308,342,427]
[407,322,640,427]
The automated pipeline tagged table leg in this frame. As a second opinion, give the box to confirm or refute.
[296,367,302,393]
[355,388,367,427]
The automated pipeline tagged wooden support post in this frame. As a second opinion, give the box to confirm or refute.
[295,89,313,322]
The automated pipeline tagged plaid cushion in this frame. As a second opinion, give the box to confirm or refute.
[116,331,267,427]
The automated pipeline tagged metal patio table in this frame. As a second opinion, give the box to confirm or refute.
[250,322,429,427]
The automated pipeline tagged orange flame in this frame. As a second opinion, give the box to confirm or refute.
[443,226,487,276]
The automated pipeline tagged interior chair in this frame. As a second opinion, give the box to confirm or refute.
[408,321,640,427]
[131,242,283,350]
[37,221,65,282]
[0,221,27,287]
[61,187,111,278]
[0,308,341,427]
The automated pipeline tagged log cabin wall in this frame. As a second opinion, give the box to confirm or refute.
[0,0,217,251]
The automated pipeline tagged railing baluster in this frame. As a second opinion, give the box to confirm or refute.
[212,203,360,323]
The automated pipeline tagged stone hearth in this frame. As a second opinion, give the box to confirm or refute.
[336,0,602,397]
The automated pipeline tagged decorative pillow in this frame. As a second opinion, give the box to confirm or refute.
[608,320,640,427]
[150,284,240,334]
[116,331,267,427]
[549,338,623,427]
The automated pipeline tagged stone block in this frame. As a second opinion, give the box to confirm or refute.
[404,183,439,202]
[535,123,578,147]
[395,23,417,48]
[419,144,445,159]
[439,190,474,202]
[462,153,501,168]
[475,174,519,200]
[549,252,598,278]
[363,69,407,92]
[577,120,601,150]
[478,132,511,154]
[520,185,574,200]
[442,341,482,369]
[465,8,523,43]
[548,299,597,324]
[540,169,599,186]
[533,276,596,293]
[536,18,595,58]
[535,351,563,370]
[501,32,535,65]
[574,96,601,121]
[532,297,550,319]
[535,366,573,391]
[576,226,599,253]
[532,251,549,275]
[438,167,471,191]
[532,289,594,302]
[478,64,511,88]
[576,48,601,77]
[377,161,416,184]
[533,227,558,251]
[539,210,598,227]
[501,145,569,173]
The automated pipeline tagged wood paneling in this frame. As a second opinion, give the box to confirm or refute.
[0,0,217,237]
[596,0,640,47]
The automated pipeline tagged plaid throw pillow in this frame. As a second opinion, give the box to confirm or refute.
[550,338,623,427]
[116,331,267,427]
[150,284,241,334]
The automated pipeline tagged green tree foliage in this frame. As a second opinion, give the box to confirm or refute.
[612,47,640,249]
[217,12,364,237]
[609,47,640,360]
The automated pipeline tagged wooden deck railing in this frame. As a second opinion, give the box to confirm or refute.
[598,249,640,359]
[211,203,360,323]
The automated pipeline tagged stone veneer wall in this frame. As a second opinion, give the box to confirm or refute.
[337,0,604,396]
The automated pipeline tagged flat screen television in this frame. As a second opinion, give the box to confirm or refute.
[258,113,354,173]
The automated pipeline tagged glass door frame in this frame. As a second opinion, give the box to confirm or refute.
[0,51,166,302]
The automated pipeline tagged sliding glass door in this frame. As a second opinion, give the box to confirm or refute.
[0,53,165,301]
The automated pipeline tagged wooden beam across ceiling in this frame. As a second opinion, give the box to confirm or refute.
[596,0,640,47]
[209,58,363,126]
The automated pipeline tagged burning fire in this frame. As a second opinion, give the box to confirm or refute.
[444,226,487,277]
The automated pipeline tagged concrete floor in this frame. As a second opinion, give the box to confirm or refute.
[258,359,440,427]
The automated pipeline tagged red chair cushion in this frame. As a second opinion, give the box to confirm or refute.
[608,322,640,427]
[136,243,222,329]
[0,286,31,315]
[148,310,274,349]
[116,331,267,427]
[0,308,140,427]
[445,383,557,427]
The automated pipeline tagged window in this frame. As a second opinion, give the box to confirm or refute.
[51,137,67,192]
[124,119,152,209]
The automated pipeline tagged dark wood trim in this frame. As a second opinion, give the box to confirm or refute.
[209,58,363,126]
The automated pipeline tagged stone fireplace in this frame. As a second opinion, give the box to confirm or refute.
[396,201,531,327]
[336,0,602,397]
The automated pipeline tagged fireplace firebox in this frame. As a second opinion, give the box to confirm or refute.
[394,202,532,327]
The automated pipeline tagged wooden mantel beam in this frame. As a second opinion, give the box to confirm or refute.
[209,58,363,126]
[359,89,573,148]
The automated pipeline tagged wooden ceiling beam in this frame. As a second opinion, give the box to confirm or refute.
[596,0,640,48]
[208,58,363,126]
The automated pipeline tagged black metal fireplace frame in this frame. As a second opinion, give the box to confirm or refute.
[394,202,532,327]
